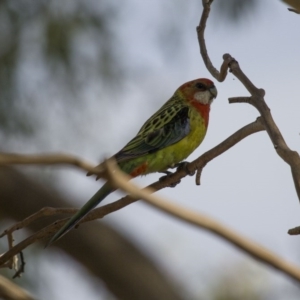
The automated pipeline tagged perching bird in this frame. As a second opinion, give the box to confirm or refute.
[48,78,217,245]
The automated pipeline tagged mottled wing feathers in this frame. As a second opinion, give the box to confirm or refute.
[115,95,190,162]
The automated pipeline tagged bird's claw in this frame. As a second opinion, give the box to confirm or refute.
[159,171,181,188]
[173,161,195,176]
[158,161,194,187]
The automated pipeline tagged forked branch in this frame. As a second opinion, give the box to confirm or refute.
[197,1,300,209]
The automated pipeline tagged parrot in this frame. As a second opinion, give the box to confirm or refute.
[47,78,217,245]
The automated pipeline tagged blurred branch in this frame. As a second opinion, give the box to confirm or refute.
[0,167,184,300]
[0,117,264,265]
[0,152,95,174]
[102,158,300,283]
[0,274,34,300]
[198,0,300,232]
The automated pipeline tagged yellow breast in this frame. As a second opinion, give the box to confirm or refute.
[145,108,207,172]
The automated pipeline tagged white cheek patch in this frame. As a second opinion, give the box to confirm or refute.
[194,91,212,105]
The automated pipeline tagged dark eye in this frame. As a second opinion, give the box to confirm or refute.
[195,82,206,90]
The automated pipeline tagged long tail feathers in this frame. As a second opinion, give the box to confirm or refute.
[46,182,114,247]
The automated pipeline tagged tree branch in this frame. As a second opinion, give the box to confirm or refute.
[0,274,34,300]
[0,168,184,300]
[0,119,264,266]
[197,0,230,82]
[197,0,300,232]
[224,55,300,203]
[103,158,300,283]
[0,152,95,173]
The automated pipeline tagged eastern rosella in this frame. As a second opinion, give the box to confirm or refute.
[48,78,217,245]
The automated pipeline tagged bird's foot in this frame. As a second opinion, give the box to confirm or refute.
[159,171,181,188]
[173,161,195,176]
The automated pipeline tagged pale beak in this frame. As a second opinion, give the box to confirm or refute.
[209,86,218,99]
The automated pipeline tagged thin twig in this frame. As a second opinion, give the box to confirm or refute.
[195,167,203,186]
[0,207,77,238]
[191,117,265,184]
[197,0,230,81]
[0,219,68,265]
[228,96,252,105]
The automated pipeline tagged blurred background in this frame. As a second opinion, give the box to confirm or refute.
[0,0,300,299]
